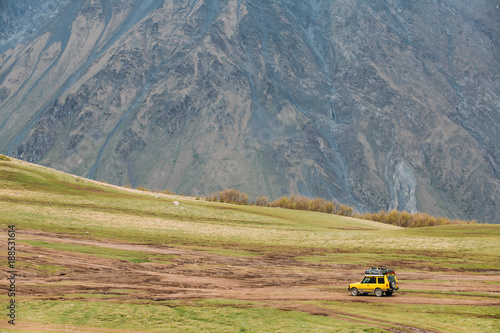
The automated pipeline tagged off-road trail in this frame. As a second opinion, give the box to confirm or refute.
[2,230,499,332]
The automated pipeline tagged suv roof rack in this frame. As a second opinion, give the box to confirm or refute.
[365,267,395,275]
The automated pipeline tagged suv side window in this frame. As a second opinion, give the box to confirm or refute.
[362,277,376,283]
[377,277,384,284]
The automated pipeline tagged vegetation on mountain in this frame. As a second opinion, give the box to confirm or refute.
[207,188,477,227]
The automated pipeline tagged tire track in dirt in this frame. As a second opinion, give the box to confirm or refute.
[263,301,438,333]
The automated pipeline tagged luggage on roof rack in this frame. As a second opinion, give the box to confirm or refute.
[365,267,395,275]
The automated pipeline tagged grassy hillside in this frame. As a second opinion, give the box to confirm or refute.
[1,156,499,332]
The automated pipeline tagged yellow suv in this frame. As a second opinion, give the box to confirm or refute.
[348,268,399,297]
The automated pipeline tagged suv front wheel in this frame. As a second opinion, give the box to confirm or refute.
[350,287,359,296]
[375,288,383,297]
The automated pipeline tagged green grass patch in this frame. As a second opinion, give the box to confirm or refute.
[399,289,500,299]
[297,250,499,272]
[108,289,144,294]
[302,301,500,333]
[19,299,385,332]
[191,246,259,258]
[19,262,68,275]
[57,292,133,300]
[20,240,177,264]
[402,279,500,285]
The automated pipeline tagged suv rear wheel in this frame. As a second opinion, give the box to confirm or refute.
[350,287,359,296]
[375,288,383,297]
[386,290,393,296]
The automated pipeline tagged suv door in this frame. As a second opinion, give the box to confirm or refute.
[360,276,377,292]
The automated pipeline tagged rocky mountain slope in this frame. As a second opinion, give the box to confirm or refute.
[0,0,499,223]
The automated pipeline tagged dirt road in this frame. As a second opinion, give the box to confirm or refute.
[2,230,499,332]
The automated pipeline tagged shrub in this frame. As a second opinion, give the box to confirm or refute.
[255,196,270,206]
[161,189,174,195]
[357,209,477,228]
[324,202,334,214]
[210,188,249,205]
[206,192,218,202]
[163,189,174,195]
[337,204,354,217]
[268,195,353,216]
[295,196,310,210]
[386,209,400,225]
[207,188,476,228]
[0,154,11,161]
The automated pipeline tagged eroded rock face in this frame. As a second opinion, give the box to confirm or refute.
[0,0,72,47]
[389,161,417,214]
[0,0,499,223]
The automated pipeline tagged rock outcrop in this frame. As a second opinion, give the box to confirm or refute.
[0,0,499,223]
